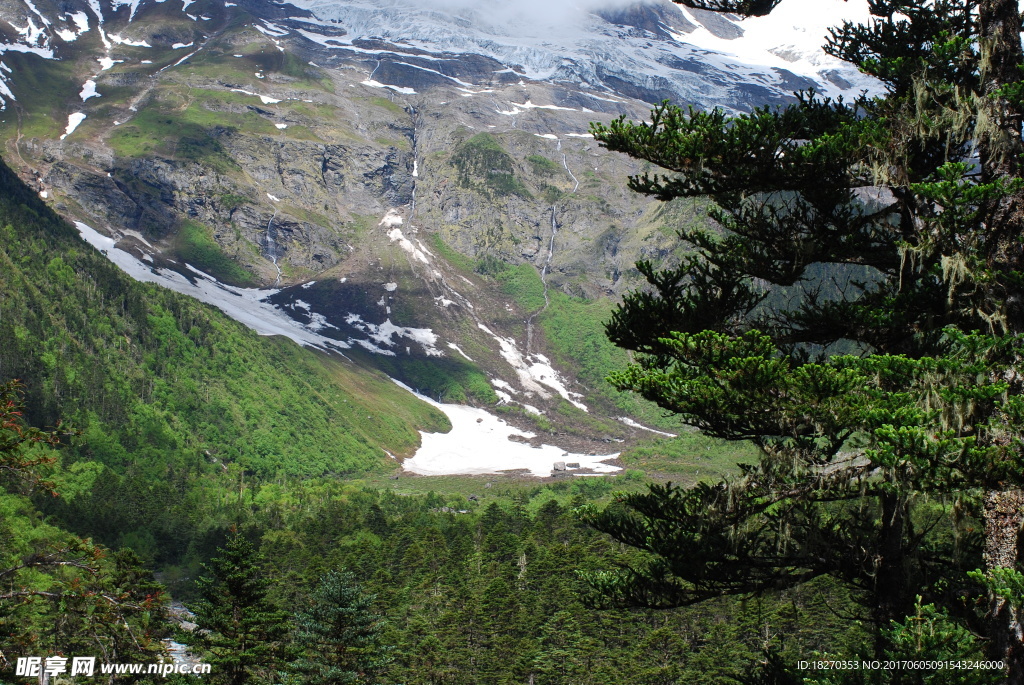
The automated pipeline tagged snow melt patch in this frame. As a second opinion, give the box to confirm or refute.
[60,112,86,139]
[256,23,290,37]
[344,314,441,356]
[0,63,14,108]
[79,79,99,101]
[67,11,90,34]
[379,208,403,228]
[477,324,588,411]
[387,228,429,264]
[396,380,619,477]
[491,378,517,394]
[171,41,193,49]
[618,417,678,438]
[230,88,281,104]
[380,210,429,264]
[109,33,151,47]
[361,79,416,95]
[0,42,55,58]
[275,123,288,129]
[72,222,352,353]
[447,342,474,361]
[97,57,123,70]
[498,100,582,116]
[56,9,91,41]
[10,15,48,49]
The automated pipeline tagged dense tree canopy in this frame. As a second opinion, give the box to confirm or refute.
[586,0,1024,678]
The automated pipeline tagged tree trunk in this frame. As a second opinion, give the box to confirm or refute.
[984,490,1024,682]
[979,1,1024,679]
[874,492,909,658]
[978,0,1024,324]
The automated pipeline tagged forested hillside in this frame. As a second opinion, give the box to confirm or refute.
[0,152,874,682]
[4,0,1022,679]
[0,153,448,483]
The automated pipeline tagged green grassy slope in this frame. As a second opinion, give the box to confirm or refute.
[0,154,447,480]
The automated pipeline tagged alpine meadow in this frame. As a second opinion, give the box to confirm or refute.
[1,0,1023,683]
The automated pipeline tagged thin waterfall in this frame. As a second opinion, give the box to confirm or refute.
[527,206,557,353]
[266,206,281,286]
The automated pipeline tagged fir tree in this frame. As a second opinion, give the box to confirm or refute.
[584,0,1024,675]
[290,569,392,685]
[186,532,288,685]
[530,610,592,685]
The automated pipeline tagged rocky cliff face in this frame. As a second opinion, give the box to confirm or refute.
[0,0,870,444]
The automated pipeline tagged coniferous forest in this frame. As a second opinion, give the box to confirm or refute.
[3,0,1024,683]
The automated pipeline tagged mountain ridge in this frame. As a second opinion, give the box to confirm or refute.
[0,0,872,471]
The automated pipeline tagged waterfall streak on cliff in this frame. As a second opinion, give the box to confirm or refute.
[526,206,557,353]
[266,207,281,286]
[561,153,579,192]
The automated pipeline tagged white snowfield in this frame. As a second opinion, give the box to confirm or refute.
[72,222,353,353]
[231,88,282,104]
[0,0,879,128]
[71,221,446,357]
[361,79,416,94]
[283,0,878,108]
[477,323,588,411]
[60,112,86,139]
[395,381,621,477]
[673,0,875,84]
[79,79,99,101]
[618,416,678,438]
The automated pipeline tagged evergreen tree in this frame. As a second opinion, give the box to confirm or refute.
[584,0,1024,676]
[530,610,592,685]
[291,569,393,685]
[186,532,288,685]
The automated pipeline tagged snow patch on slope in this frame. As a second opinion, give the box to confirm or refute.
[71,222,352,353]
[60,112,86,139]
[80,79,99,100]
[362,79,416,94]
[618,416,677,438]
[395,380,620,477]
[231,88,282,104]
[477,324,588,411]
[344,314,442,356]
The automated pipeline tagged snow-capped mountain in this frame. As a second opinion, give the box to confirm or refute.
[0,0,881,473]
[0,0,875,113]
